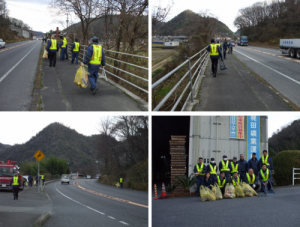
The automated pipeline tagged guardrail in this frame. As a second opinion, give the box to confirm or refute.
[66,44,148,94]
[152,46,209,111]
[292,167,300,185]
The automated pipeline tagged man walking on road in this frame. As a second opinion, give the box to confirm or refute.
[194,157,206,197]
[259,150,273,172]
[219,155,230,179]
[28,174,33,187]
[59,36,68,61]
[35,175,40,187]
[229,41,233,54]
[223,39,228,59]
[206,39,223,77]
[10,173,21,200]
[238,154,248,182]
[120,178,123,189]
[71,38,80,65]
[259,164,274,192]
[47,35,59,67]
[248,153,259,178]
[83,36,105,95]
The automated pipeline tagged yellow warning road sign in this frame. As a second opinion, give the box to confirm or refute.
[34,150,45,162]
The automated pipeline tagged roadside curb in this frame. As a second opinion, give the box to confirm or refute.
[33,212,50,227]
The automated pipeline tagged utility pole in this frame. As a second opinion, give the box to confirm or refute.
[66,13,69,32]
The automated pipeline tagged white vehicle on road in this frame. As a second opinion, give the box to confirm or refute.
[61,175,70,184]
[279,39,300,59]
[0,39,5,48]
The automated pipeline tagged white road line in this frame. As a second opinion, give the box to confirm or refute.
[0,42,40,83]
[234,49,300,85]
[119,221,129,225]
[108,216,116,219]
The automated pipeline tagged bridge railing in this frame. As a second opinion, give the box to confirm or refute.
[292,167,300,185]
[152,46,209,111]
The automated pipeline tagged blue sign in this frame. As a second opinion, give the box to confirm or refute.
[230,116,237,138]
[247,116,260,161]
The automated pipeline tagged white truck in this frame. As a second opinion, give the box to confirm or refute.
[0,38,5,48]
[279,39,300,59]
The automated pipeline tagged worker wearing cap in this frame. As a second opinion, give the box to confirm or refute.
[71,38,80,65]
[41,174,45,186]
[219,155,230,179]
[193,157,206,197]
[207,158,218,183]
[46,34,59,67]
[59,35,68,61]
[207,38,223,77]
[9,173,21,200]
[259,150,273,171]
[248,153,259,178]
[120,178,123,189]
[83,36,105,95]
[230,156,239,177]
[230,172,240,186]
[238,154,248,182]
[216,171,227,195]
[259,163,273,192]
[245,168,260,191]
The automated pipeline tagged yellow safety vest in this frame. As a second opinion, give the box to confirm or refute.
[231,176,240,186]
[221,160,230,171]
[50,39,57,50]
[12,176,19,185]
[262,155,270,166]
[196,163,205,176]
[41,175,44,180]
[120,178,123,183]
[230,162,239,173]
[210,44,219,56]
[246,173,255,184]
[62,37,67,48]
[260,169,269,182]
[89,44,102,65]
[217,176,226,188]
[209,164,216,174]
[73,42,80,52]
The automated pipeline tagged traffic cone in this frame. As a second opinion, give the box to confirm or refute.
[153,184,159,199]
[160,182,167,198]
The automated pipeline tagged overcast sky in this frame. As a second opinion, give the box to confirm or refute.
[152,0,284,32]
[6,0,79,33]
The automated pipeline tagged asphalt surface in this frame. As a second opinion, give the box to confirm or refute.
[195,52,291,111]
[234,45,300,107]
[44,179,148,227]
[152,185,300,227]
[0,40,41,110]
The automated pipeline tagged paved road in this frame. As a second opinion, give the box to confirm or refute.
[0,40,41,110]
[44,179,148,227]
[153,185,300,227]
[234,45,300,107]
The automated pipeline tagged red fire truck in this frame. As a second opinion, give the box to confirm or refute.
[0,160,24,190]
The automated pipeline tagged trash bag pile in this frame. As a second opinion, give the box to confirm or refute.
[211,183,223,200]
[200,185,216,202]
[74,65,89,88]
[224,183,236,199]
[242,182,257,196]
[235,183,245,197]
[43,49,48,59]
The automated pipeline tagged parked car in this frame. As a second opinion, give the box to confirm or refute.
[0,39,5,48]
[61,175,70,184]
[231,42,236,47]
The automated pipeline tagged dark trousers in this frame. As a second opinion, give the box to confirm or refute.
[12,186,19,199]
[48,52,57,67]
[240,172,247,183]
[88,67,100,90]
[261,181,273,192]
[220,187,225,195]
[211,58,218,75]
[60,48,66,60]
[250,184,260,191]
[223,49,227,59]
[196,177,204,195]
[211,174,217,183]
[29,181,32,187]
[72,52,79,64]
[224,171,230,180]
[120,183,123,188]
[229,47,233,54]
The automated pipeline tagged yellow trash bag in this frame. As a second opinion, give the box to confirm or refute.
[235,183,245,197]
[242,182,257,196]
[200,186,216,201]
[224,183,236,199]
[115,182,120,188]
[43,48,48,59]
[74,65,89,88]
[212,183,223,200]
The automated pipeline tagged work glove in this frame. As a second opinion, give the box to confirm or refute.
[252,184,255,188]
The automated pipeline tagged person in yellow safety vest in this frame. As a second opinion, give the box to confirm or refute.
[41,175,45,186]
[207,158,218,182]
[9,173,21,200]
[258,163,274,192]
[230,156,239,177]
[71,38,80,65]
[216,171,227,195]
[230,172,240,186]
[120,178,124,189]
[219,155,230,179]
[206,38,223,77]
[46,35,59,67]
[82,36,106,95]
[193,157,206,197]
[46,36,50,46]
[245,168,260,191]
[259,150,273,171]
[59,35,68,61]
[216,40,222,52]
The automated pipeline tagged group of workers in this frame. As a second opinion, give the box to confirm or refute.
[207,38,234,77]
[44,35,105,95]
[194,150,274,197]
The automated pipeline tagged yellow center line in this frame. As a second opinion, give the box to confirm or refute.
[73,180,148,209]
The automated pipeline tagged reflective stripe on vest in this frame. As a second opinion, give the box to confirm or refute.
[120,178,123,183]
[62,38,67,48]
[73,42,80,52]
[231,162,239,173]
[221,160,230,171]
[12,176,19,185]
[262,155,270,166]
[246,173,255,184]
[50,39,57,50]
[209,164,216,174]
[260,169,269,181]
[231,176,240,186]
[210,44,219,56]
[217,176,226,188]
[196,163,205,175]
[89,44,102,65]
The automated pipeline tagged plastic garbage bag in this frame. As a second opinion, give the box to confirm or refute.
[74,65,89,88]
[242,182,254,197]
[43,49,48,59]
[235,183,245,197]
[211,183,223,200]
[224,183,236,199]
[220,59,228,70]
[200,186,216,201]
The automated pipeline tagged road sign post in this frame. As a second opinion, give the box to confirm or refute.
[34,150,45,193]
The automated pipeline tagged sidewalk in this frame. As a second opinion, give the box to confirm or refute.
[194,53,293,111]
[40,58,145,111]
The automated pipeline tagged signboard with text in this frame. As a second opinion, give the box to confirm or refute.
[230,116,244,139]
[247,116,260,161]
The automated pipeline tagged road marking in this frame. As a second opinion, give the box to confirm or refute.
[119,221,129,225]
[0,41,34,53]
[73,180,148,209]
[0,42,40,83]
[108,216,116,219]
[234,49,300,85]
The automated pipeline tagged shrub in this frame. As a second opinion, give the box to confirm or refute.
[273,150,300,186]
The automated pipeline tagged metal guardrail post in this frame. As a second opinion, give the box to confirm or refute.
[188,58,194,102]
[293,167,294,185]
